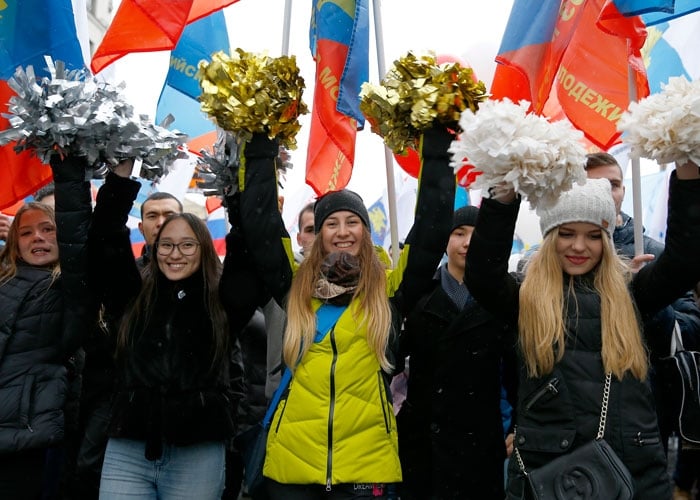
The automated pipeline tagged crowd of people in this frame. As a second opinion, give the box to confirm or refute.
[1,128,700,500]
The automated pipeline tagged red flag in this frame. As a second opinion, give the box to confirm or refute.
[91,0,238,74]
[551,0,649,149]
[306,0,369,196]
[492,0,650,151]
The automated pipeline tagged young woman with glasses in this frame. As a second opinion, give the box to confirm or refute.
[89,161,243,500]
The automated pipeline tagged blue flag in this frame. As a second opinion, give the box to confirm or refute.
[0,0,85,209]
[155,10,229,138]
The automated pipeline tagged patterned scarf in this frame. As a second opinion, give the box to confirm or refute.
[313,252,361,306]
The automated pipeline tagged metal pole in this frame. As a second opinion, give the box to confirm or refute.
[281,0,292,56]
[627,41,644,257]
[372,0,400,266]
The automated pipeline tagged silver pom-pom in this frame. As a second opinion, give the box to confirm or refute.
[196,129,243,197]
[0,57,186,180]
[195,129,293,197]
[449,99,587,209]
[618,76,700,166]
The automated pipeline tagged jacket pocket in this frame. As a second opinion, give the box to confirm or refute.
[19,374,36,431]
[523,376,560,412]
[273,397,288,434]
[377,371,391,432]
[515,425,577,454]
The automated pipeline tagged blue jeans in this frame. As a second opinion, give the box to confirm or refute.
[99,438,225,499]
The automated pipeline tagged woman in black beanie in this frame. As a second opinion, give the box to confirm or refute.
[226,125,456,499]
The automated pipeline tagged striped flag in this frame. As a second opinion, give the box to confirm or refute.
[306,0,369,195]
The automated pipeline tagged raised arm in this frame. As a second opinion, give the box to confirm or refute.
[389,125,456,314]
[50,154,96,356]
[633,162,700,316]
[464,189,521,325]
[224,133,293,308]
[87,162,142,321]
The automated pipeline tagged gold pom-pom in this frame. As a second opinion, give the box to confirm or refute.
[196,49,308,149]
[359,52,489,155]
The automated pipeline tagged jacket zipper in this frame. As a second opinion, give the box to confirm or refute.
[524,377,560,412]
[633,432,660,446]
[377,372,390,432]
[274,397,288,433]
[326,326,339,492]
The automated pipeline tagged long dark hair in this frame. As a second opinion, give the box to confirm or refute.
[117,213,229,366]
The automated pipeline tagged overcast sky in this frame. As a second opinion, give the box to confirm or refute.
[106,0,514,214]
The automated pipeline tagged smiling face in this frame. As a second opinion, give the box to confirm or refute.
[155,218,201,281]
[555,222,604,276]
[320,210,365,256]
[17,208,58,267]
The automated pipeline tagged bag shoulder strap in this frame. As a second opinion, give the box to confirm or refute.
[262,303,347,427]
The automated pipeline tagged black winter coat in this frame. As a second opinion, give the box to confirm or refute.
[0,157,92,454]
[89,173,242,459]
[465,173,700,500]
[397,267,517,499]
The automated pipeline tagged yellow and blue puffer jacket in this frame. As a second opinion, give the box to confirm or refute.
[263,260,412,486]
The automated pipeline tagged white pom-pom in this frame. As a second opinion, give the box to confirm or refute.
[618,76,700,165]
[449,98,587,209]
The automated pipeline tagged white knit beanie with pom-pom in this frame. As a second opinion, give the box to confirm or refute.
[537,178,616,238]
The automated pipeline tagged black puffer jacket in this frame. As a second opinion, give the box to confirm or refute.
[397,265,517,499]
[465,173,700,500]
[89,173,242,460]
[0,156,92,454]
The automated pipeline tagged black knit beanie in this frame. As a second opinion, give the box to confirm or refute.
[314,189,370,233]
[451,206,479,232]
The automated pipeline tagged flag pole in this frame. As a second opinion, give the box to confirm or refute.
[627,41,644,257]
[371,0,400,266]
[282,0,292,56]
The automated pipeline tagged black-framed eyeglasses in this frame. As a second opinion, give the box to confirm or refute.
[156,240,200,256]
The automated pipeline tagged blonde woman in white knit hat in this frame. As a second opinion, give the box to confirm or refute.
[461,159,700,500]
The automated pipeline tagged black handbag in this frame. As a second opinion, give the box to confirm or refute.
[660,321,700,445]
[514,373,634,500]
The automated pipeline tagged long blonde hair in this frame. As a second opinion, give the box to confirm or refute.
[283,226,393,371]
[518,230,648,380]
[0,203,60,286]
